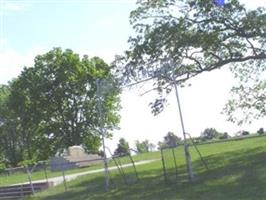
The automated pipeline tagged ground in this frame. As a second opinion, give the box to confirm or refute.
[9,135,266,200]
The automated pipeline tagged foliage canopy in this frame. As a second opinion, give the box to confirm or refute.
[115,0,266,115]
[0,48,121,166]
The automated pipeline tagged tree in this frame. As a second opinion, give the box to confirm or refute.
[257,128,265,135]
[8,48,121,162]
[135,140,152,153]
[114,138,130,156]
[158,132,182,149]
[0,84,22,166]
[200,128,222,141]
[220,132,230,139]
[224,65,266,124]
[114,0,266,114]
[241,130,250,136]
[148,143,156,152]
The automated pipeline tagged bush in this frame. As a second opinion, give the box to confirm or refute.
[219,132,229,139]
[18,159,37,167]
[257,128,265,135]
[200,128,223,141]
[242,131,250,136]
[114,138,130,156]
[0,163,6,173]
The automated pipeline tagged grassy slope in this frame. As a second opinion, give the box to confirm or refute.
[26,135,266,200]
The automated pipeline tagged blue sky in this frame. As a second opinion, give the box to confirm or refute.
[0,0,265,151]
[1,0,134,55]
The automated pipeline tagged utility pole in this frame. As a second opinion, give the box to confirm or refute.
[96,79,110,191]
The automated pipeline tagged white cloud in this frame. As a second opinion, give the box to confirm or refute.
[0,1,31,16]
[4,2,27,12]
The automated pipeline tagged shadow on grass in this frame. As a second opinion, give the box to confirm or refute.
[30,147,266,200]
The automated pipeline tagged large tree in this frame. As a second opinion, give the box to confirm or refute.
[115,0,266,114]
[9,48,121,162]
[0,84,22,167]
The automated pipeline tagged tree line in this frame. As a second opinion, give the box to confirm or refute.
[114,128,265,156]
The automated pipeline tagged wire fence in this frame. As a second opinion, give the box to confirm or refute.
[0,152,139,198]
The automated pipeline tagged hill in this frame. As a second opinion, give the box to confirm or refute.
[27,135,266,200]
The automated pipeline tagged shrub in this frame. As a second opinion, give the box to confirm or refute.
[219,132,229,139]
[200,128,223,141]
[242,131,250,136]
[0,163,6,173]
[257,128,265,135]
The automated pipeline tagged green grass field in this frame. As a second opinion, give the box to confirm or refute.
[18,135,266,199]
[0,162,107,186]
[0,156,136,186]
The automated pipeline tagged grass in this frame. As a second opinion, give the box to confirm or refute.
[0,162,107,186]
[0,151,161,186]
[22,134,266,200]
[0,147,161,186]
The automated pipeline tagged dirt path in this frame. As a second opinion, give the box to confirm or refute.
[31,159,159,186]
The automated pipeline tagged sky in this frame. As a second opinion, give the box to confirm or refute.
[0,0,265,152]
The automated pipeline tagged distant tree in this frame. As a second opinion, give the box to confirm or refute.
[220,132,230,139]
[218,132,230,140]
[135,140,151,153]
[114,138,130,156]
[192,137,202,144]
[158,132,182,149]
[257,128,265,135]
[157,141,165,150]
[201,128,222,141]
[148,143,156,152]
[242,130,250,136]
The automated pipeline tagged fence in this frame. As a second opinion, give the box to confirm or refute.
[0,153,139,199]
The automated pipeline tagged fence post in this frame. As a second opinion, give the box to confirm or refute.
[61,164,67,191]
[128,154,139,181]
[43,162,49,185]
[26,167,35,195]
[171,148,178,182]
[184,144,194,182]
[20,184,23,198]
[160,149,167,182]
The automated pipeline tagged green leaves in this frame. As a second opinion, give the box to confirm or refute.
[116,0,266,115]
[224,79,266,125]
[158,132,182,149]
[2,48,121,166]
[114,138,130,156]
